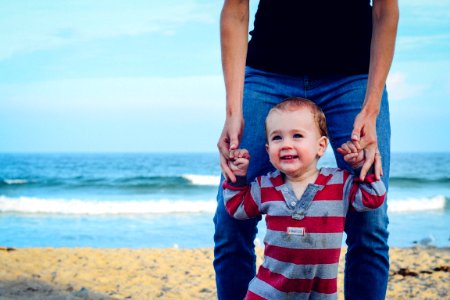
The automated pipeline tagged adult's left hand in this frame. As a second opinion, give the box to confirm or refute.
[351,111,383,181]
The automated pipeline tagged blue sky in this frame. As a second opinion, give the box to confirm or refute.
[1,0,449,153]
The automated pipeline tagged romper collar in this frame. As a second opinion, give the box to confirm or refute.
[271,169,334,220]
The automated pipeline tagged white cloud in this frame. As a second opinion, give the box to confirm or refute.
[0,1,218,60]
[387,72,426,101]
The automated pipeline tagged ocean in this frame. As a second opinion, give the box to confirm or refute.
[0,152,449,248]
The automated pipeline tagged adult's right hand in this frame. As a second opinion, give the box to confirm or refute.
[351,111,382,181]
[217,115,244,183]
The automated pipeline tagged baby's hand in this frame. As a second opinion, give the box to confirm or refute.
[228,148,250,177]
[337,141,364,169]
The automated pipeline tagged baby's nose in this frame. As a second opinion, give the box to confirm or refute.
[281,139,293,149]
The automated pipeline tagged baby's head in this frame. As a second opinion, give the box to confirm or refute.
[266,97,328,139]
[265,97,329,176]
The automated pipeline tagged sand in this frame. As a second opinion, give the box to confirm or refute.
[0,247,448,299]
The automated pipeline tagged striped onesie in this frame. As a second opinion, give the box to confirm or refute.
[222,167,386,299]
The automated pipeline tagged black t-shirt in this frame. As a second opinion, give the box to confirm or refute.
[246,0,373,75]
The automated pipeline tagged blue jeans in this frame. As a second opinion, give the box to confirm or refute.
[213,67,390,300]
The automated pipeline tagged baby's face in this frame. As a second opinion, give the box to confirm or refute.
[265,108,326,177]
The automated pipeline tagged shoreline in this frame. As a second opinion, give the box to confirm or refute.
[0,247,448,299]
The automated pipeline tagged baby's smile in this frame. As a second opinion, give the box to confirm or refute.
[280,154,299,160]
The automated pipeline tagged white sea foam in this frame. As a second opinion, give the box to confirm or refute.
[183,174,220,186]
[3,179,28,185]
[0,196,217,215]
[388,195,447,212]
[0,195,446,215]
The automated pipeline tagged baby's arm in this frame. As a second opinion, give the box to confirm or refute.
[339,141,386,211]
[338,141,385,211]
[346,173,386,212]
[223,148,261,219]
[222,178,262,219]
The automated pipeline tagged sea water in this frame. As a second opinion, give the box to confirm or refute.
[0,152,449,248]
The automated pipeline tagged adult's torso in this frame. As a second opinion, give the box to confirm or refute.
[246,0,373,76]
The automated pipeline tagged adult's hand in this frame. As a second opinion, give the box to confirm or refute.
[351,111,383,181]
[217,114,244,183]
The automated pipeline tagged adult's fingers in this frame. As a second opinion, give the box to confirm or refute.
[228,136,239,159]
[217,134,229,155]
[234,149,249,159]
[359,149,375,181]
[357,130,378,151]
[229,137,239,150]
[374,151,383,180]
[351,129,362,150]
[220,154,236,183]
[229,149,236,159]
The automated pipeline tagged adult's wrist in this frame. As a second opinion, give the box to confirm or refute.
[226,99,243,117]
[360,96,381,117]
[360,106,380,118]
[363,77,385,116]
[226,109,243,118]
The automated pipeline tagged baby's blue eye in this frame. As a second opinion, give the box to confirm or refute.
[293,133,303,138]
[272,135,282,141]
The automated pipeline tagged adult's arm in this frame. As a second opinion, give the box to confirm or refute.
[351,0,399,180]
[217,0,250,182]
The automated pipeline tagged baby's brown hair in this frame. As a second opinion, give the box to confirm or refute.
[266,97,329,138]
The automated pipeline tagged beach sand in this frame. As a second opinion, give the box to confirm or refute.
[0,247,448,299]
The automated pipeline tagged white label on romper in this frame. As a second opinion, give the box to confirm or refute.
[287,227,305,236]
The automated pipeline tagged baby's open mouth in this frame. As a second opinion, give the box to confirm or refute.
[281,155,298,160]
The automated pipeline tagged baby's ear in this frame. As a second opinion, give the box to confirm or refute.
[317,136,328,157]
[265,143,269,153]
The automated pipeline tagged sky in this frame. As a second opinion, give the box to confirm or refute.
[0,0,449,153]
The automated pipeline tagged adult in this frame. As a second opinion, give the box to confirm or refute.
[214,0,399,299]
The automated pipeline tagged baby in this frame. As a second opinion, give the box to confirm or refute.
[222,97,386,299]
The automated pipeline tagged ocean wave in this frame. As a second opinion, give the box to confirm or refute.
[3,175,448,190]
[0,195,447,215]
[390,176,450,185]
[388,195,447,213]
[0,196,217,215]
[1,179,29,185]
[182,174,221,186]
[0,175,221,189]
